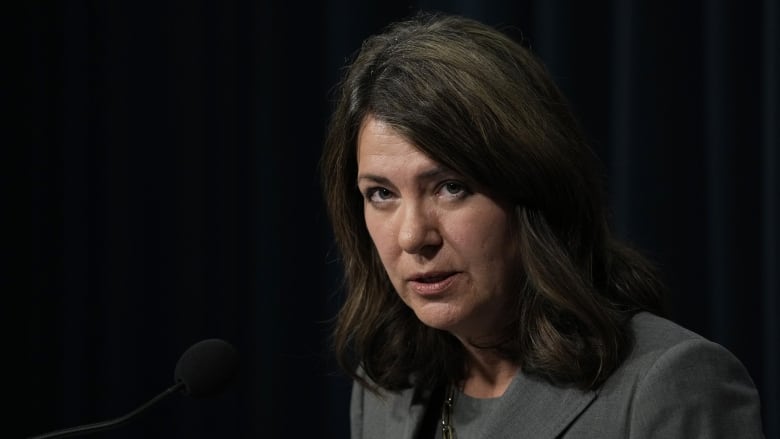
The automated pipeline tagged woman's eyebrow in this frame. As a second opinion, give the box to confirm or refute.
[415,166,450,182]
[357,166,451,186]
[356,174,391,186]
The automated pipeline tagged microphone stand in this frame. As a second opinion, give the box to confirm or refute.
[28,381,185,439]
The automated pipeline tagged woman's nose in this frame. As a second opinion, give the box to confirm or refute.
[398,203,442,254]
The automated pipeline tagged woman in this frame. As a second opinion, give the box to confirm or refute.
[321,13,763,438]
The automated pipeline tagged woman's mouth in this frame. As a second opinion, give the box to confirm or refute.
[408,272,459,295]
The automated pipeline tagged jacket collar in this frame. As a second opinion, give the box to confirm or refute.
[487,373,597,438]
[394,373,597,439]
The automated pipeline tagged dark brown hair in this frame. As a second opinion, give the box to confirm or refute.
[321,13,664,392]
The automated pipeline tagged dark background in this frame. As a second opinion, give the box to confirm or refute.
[15,0,777,438]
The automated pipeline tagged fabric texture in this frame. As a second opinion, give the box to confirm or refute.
[350,312,764,438]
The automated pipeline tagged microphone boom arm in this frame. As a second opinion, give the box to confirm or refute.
[28,381,185,439]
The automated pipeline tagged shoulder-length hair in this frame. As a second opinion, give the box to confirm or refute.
[321,13,664,392]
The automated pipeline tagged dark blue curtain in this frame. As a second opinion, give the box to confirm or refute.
[18,1,777,438]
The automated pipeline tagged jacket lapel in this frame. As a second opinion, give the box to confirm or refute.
[385,373,597,438]
[485,373,597,438]
[383,385,435,439]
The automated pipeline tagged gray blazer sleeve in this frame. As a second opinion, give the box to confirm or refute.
[628,338,764,438]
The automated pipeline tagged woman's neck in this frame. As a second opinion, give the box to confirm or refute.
[460,346,520,398]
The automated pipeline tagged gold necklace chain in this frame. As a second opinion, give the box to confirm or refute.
[440,384,456,439]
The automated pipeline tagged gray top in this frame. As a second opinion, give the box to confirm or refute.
[433,387,504,439]
[351,312,764,438]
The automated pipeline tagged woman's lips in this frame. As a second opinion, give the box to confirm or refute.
[408,272,459,296]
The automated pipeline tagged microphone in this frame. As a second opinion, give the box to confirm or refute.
[28,338,238,439]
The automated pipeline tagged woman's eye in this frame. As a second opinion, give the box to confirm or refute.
[367,187,393,202]
[439,181,469,198]
[444,182,463,194]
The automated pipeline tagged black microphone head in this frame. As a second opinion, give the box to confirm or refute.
[174,338,238,398]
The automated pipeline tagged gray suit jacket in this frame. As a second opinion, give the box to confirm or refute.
[350,313,764,438]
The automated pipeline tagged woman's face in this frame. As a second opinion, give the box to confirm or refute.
[356,116,521,343]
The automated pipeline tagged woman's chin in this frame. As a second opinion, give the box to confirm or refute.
[412,303,463,332]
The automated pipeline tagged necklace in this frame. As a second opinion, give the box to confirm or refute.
[440,384,456,439]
